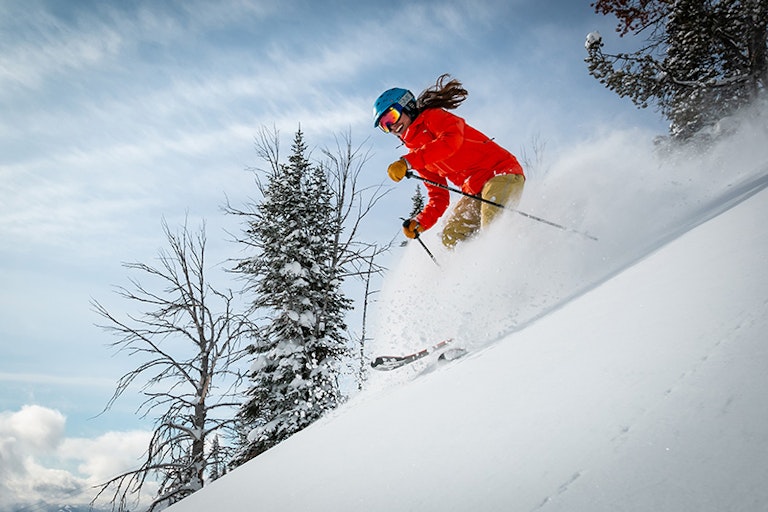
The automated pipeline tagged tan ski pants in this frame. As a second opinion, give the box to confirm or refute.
[441,173,525,248]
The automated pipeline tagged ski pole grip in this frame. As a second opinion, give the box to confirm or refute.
[405,170,414,179]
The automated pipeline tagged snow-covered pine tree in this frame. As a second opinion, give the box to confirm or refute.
[232,129,350,465]
[303,162,352,394]
[585,0,768,140]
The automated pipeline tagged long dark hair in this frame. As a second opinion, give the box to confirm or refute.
[416,74,468,111]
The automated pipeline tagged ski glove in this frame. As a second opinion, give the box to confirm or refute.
[387,158,409,182]
[402,218,423,239]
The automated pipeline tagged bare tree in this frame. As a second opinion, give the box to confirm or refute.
[91,219,248,512]
[519,133,548,179]
[318,130,393,279]
[355,248,380,389]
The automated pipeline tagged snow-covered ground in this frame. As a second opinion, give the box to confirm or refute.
[167,104,768,511]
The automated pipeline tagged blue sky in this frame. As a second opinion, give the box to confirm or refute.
[0,0,668,508]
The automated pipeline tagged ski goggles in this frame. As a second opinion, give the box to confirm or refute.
[377,105,402,133]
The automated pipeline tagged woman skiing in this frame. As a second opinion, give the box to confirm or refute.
[373,74,525,247]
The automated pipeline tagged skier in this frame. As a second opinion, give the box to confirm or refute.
[373,74,525,247]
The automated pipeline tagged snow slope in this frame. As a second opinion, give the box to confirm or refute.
[167,108,768,511]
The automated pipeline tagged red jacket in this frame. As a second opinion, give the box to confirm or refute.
[401,108,524,230]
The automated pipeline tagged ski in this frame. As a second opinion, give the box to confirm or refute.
[371,339,454,371]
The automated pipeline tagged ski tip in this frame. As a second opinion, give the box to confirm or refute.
[437,347,468,362]
[370,356,389,367]
[370,356,399,369]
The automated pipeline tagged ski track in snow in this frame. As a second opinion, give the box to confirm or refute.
[533,471,584,511]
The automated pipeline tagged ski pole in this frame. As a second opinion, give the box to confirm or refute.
[401,217,440,267]
[415,233,440,267]
[405,170,598,241]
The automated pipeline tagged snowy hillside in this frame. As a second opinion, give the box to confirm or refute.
[167,107,768,511]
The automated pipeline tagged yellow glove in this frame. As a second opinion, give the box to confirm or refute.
[402,218,422,239]
[387,158,409,182]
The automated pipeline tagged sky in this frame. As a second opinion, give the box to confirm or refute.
[0,0,673,509]
[164,110,768,511]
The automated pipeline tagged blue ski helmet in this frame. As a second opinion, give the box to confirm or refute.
[373,88,417,128]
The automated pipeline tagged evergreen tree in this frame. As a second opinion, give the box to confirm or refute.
[409,186,426,219]
[401,186,426,247]
[208,436,227,482]
[586,0,768,139]
[232,129,350,465]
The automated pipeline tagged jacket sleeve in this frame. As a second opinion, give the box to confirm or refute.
[414,169,450,231]
[403,109,465,170]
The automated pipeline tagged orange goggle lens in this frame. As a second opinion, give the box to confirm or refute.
[378,106,401,133]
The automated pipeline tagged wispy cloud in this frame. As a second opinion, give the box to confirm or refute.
[0,2,412,255]
[0,7,122,93]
